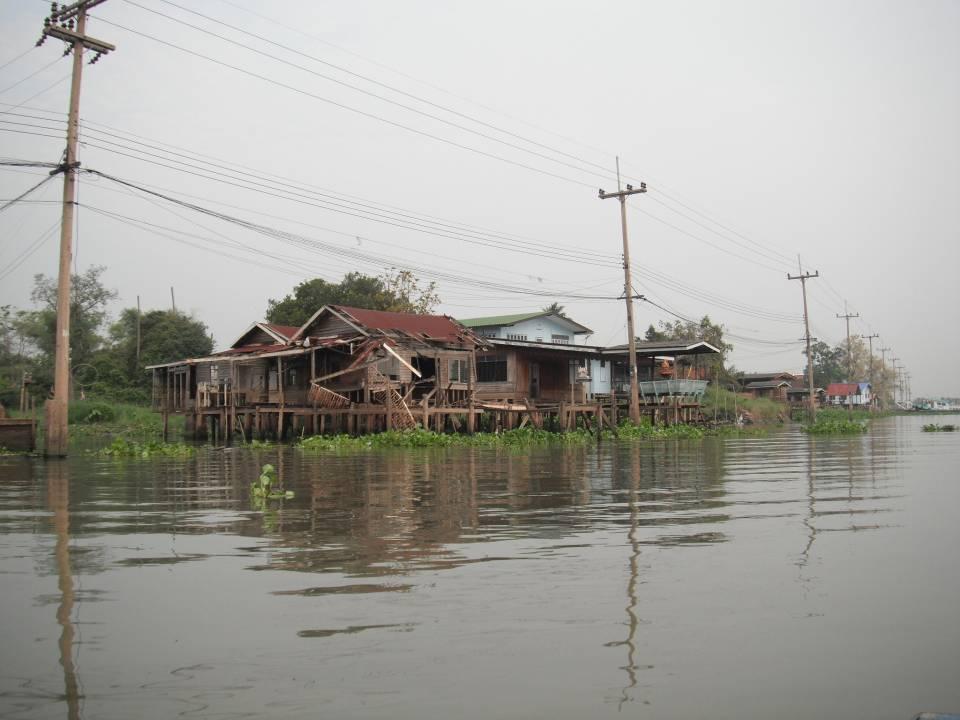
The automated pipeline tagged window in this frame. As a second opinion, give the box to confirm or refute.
[449,358,468,383]
[209,364,219,382]
[480,328,498,337]
[551,334,570,344]
[506,333,527,341]
[477,353,508,382]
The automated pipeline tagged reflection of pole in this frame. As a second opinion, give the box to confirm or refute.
[611,446,642,709]
[48,466,81,720]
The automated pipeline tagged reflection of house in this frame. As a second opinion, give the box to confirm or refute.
[825,382,872,406]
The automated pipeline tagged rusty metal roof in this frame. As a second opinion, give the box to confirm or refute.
[331,305,473,342]
[826,382,861,396]
[263,323,299,340]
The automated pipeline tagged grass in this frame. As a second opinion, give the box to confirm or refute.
[11,400,186,446]
[922,424,957,432]
[700,387,786,424]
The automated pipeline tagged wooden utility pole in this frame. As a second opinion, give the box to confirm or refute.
[861,333,879,409]
[836,302,859,417]
[599,158,646,425]
[37,0,114,457]
[788,269,819,421]
[170,286,177,314]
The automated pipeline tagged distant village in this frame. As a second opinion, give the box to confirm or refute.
[146,304,893,442]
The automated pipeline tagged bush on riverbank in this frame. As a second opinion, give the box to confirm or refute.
[700,387,785,424]
[18,401,184,446]
[802,418,869,435]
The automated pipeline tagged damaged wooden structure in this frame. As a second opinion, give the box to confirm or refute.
[149,307,489,441]
[149,306,722,441]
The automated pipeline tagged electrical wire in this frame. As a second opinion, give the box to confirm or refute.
[0,56,64,96]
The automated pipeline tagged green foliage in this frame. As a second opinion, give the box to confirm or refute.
[68,400,116,424]
[265,269,441,327]
[617,420,706,439]
[922,424,957,432]
[94,437,195,457]
[251,463,294,502]
[700,386,786,424]
[101,308,213,401]
[801,418,869,435]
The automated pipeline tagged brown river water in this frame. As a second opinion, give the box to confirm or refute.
[1,414,958,719]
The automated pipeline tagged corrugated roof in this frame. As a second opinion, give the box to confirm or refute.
[826,382,860,396]
[745,380,790,389]
[458,311,592,334]
[264,323,299,340]
[332,305,471,342]
[603,340,721,356]
[459,311,547,327]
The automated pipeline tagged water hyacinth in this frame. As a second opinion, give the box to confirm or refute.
[93,437,196,457]
[801,419,869,435]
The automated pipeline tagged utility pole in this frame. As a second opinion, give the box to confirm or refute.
[37,0,115,458]
[890,358,901,406]
[599,158,646,425]
[904,372,912,406]
[861,333,879,409]
[788,268,819,421]
[836,302,859,417]
[879,346,891,408]
[170,286,177,314]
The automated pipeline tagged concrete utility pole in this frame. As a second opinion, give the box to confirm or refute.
[37,0,115,457]
[861,333,879,409]
[599,158,646,425]
[890,358,901,406]
[879,346,891,408]
[837,302,859,417]
[788,269,819,421]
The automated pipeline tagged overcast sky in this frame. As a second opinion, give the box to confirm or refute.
[1,0,957,396]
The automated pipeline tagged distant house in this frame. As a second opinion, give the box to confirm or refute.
[825,382,872,406]
[786,375,825,406]
[738,372,797,402]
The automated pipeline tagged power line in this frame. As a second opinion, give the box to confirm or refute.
[128,0,623,184]
[0,56,64,96]
[0,47,36,73]
[90,16,600,189]
[0,173,56,214]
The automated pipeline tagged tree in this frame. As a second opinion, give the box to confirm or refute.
[644,315,732,375]
[266,269,441,326]
[805,340,846,388]
[542,302,567,318]
[14,266,117,392]
[99,308,214,401]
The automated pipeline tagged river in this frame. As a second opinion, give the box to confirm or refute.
[1,414,958,719]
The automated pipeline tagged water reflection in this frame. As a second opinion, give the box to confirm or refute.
[0,416,950,720]
[48,463,81,720]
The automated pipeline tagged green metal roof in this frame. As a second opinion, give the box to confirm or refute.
[457,311,546,328]
[458,311,592,334]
